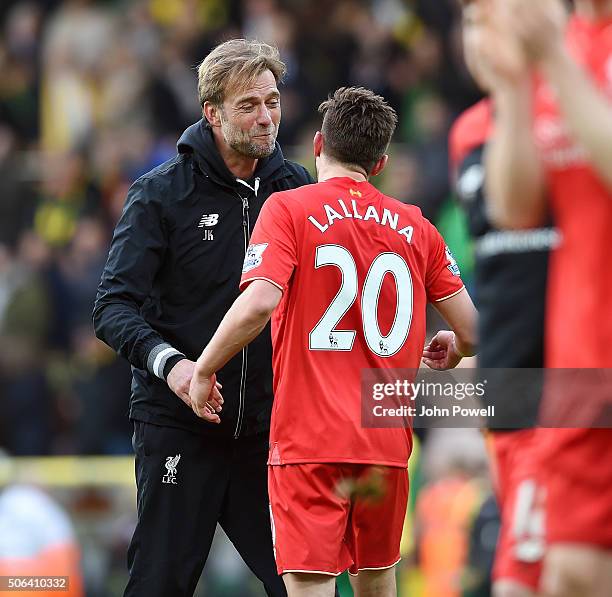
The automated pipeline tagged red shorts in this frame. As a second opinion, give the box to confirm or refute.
[268,463,408,576]
[488,430,544,590]
[537,428,612,548]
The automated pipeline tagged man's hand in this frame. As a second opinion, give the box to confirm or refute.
[422,331,464,370]
[167,359,196,408]
[168,359,223,422]
[461,0,530,92]
[501,0,567,65]
[189,371,223,424]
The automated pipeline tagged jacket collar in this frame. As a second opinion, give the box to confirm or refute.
[177,120,288,191]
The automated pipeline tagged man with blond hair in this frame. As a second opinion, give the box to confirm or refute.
[94,39,312,597]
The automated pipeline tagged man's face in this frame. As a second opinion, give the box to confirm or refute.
[219,69,281,159]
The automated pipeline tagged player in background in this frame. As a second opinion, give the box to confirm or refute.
[189,86,477,597]
[451,2,559,596]
[483,0,612,595]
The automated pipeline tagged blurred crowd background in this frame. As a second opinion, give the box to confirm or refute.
[0,0,491,595]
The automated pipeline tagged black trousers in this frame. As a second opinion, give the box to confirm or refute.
[124,421,286,597]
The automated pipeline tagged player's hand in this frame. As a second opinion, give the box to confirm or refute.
[422,330,464,370]
[168,359,223,415]
[500,0,567,64]
[469,0,528,89]
[189,371,223,424]
[167,358,196,408]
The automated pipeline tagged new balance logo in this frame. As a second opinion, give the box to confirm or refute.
[162,454,181,485]
[198,214,219,227]
[198,213,219,241]
[349,189,362,198]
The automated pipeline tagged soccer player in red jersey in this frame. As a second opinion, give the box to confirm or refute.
[450,3,554,596]
[189,87,477,596]
[484,0,612,595]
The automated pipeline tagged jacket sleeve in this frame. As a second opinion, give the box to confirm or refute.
[93,176,184,379]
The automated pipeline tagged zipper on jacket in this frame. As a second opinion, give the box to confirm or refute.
[233,184,255,439]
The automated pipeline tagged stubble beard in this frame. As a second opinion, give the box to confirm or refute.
[221,118,278,159]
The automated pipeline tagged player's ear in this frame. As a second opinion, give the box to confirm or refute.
[203,101,222,127]
[313,131,324,159]
[370,154,388,177]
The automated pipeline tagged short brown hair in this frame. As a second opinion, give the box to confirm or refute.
[197,39,286,107]
[318,87,398,174]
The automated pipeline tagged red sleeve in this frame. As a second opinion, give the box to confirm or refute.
[449,99,493,181]
[239,192,297,292]
[424,219,465,302]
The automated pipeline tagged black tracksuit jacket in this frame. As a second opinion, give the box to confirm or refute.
[93,120,313,438]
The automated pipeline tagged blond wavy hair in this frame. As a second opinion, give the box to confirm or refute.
[197,39,286,107]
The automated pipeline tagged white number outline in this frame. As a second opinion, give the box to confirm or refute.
[309,245,357,351]
[512,479,546,563]
[362,252,413,357]
[309,245,413,357]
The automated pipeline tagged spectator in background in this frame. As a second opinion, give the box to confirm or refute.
[0,125,37,249]
[50,217,133,454]
[0,232,53,455]
[415,428,489,597]
[0,480,84,596]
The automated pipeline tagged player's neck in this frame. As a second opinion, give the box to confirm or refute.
[575,0,612,19]
[317,159,368,183]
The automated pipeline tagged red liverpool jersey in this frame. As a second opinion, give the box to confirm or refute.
[533,15,612,367]
[240,177,464,466]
